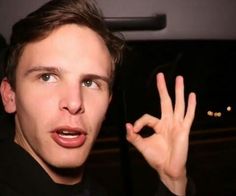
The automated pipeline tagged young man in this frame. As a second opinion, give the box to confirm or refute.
[0,0,196,195]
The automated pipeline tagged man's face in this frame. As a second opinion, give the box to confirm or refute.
[3,24,112,171]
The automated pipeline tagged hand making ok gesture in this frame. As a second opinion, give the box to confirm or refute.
[126,72,196,195]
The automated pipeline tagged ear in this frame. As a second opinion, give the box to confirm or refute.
[0,78,16,113]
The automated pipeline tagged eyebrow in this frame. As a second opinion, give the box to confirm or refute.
[24,66,61,77]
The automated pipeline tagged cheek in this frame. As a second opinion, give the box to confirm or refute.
[15,88,57,125]
[85,94,110,127]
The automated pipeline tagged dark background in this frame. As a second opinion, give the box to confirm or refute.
[86,40,236,196]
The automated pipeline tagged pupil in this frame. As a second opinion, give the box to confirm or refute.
[85,80,92,86]
[42,74,50,81]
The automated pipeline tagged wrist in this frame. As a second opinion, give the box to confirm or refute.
[159,170,187,196]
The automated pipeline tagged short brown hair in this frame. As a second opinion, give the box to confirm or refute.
[5,0,124,89]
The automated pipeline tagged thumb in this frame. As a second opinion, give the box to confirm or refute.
[126,123,143,150]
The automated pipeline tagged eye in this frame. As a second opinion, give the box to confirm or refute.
[40,73,57,83]
[82,79,99,89]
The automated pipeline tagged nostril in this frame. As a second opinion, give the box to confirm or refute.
[62,104,84,114]
[59,98,84,114]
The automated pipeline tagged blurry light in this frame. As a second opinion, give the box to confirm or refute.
[214,112,222,117]
[227,106,232,112]
[207,111,213,116]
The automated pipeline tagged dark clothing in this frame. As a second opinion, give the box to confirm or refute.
[0,140,108,196]
[0,126,195,196]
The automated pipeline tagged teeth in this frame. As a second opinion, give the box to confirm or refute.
[59,134,78,139]
[60,130,79,135]
[62,130,73,135]
[57,130,80,138]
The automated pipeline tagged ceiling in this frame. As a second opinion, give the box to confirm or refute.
[1,0,236,41]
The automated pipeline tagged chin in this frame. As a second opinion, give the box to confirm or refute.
[47,157,85,170]
[51,147,89,165]
[51,157,86,169]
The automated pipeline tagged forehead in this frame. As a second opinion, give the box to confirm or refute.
[17,24,113,75]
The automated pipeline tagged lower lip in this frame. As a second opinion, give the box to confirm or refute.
[51,132,86,148]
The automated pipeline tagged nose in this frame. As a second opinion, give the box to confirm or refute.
[59,85,84,115]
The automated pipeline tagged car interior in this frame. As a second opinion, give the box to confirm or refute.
[0,0,236,195]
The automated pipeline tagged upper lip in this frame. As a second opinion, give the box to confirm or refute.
[51,126,87,135]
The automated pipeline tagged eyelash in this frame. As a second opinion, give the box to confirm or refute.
[82,79,100,89]
[37,73,104,90]
[39,73,58,82]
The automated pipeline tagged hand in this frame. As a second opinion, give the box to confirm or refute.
[126,72,196,195]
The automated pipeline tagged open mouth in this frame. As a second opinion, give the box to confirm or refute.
[51,128,87,148]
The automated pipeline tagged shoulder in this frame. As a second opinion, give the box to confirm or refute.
[0,141,62,196]
[0,141,29,195]
[0,183,22,196]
